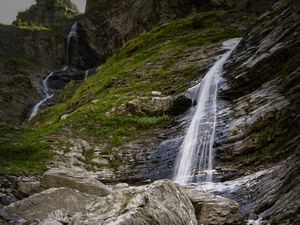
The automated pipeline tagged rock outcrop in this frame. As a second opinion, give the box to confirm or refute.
[15,0,79,27]
[0,24,65,123]
[4,187,97,223]
[41,168,111,196]
[184,186,244,225]
[71,180,198,225]
[212,0,300,224]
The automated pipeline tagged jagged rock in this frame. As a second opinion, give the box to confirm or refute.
[4,187,97,221]
[213,1,300,224]
[112,94,191,116]
[82,0,198,63]
[15,0,79,27]
[71,180,198,225]
[169,95,192,115]
[183,187,244,225]
[41,168,111,196]
[126,96,174,116]
[0,24,64,123]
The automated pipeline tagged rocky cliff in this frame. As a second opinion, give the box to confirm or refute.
[215,0,300,223]
[0,0,299,225]
[15,0,79,27]
[0,0,85,124]
[0,24,65,123]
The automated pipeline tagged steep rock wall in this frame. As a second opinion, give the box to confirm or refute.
[0,25,65,123]
[214,0,300,223]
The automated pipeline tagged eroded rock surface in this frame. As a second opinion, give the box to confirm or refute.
[5,187,97,222]
[2,179,246,225]
[183,186,244,225]
[71,180,197,225]
[212,0,300,224]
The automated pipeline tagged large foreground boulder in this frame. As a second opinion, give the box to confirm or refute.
[71,180,198,225]
[2,179,245,225]
[5,188,97,222]
[183,186,244,225]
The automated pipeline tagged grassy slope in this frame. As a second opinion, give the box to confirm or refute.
[0,10,256,174]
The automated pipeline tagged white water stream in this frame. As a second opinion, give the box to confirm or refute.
[29,22,80,120]
[173,38,241,185]
[65,22,79,67]
[28,72,54,120]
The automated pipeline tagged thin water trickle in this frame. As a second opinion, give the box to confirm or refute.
[173,38,241,185]
[29,72,54,120]
[84,70,89,80]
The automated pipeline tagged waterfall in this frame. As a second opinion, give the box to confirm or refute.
[84,70,89,80]
[173,38,241,185]
[28,23,80,120]
[247,218,263,225]
[29,72,54,120]
[65,22,79,67]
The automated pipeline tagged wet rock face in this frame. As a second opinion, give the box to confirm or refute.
[226,151,300,225]
[213,0,300,224]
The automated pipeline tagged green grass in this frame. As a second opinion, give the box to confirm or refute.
[16,24,50,31]
[0,125,55,174]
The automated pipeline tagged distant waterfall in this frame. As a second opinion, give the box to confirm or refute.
[29,22,80,120]
[65,22,79,67]
[29,72,54,120]
[173,38,241,185]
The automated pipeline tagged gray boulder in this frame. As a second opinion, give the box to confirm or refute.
[183,186,244,225]
[71,180,198,225]
[41,168,111,197]
[5,187,97,221]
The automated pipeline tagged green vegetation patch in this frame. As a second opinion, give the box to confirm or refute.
[0,125,56,175]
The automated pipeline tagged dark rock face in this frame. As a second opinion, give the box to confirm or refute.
[0,25,65,123]
[82,0,198,63]
[195,0,278,15]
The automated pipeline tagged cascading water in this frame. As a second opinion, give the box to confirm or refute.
[29,22,80,120]
[84,70,89,80]
[65,22,79,67]
[173,38,241,185]
[29,72,54,120]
